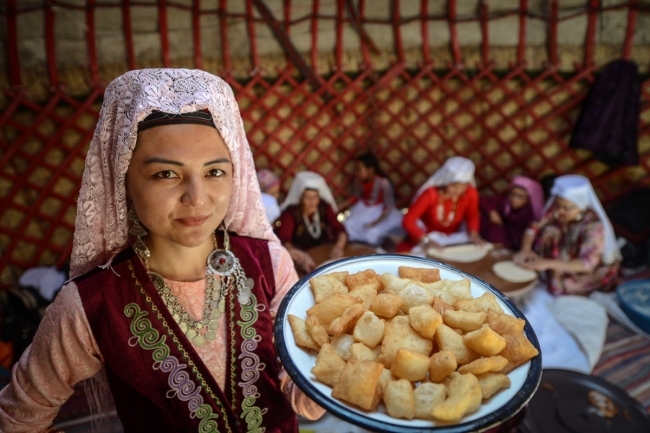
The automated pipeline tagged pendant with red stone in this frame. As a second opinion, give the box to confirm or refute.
[207,249,236,276]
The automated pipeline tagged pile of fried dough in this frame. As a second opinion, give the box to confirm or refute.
[287,266,539,423]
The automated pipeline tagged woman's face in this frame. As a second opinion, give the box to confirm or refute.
[508,186,529,210]
[355,161,373,182]
[443,182,469,199]
[553,196,582,224]
[300,189,320,216]
[126,123,233,249]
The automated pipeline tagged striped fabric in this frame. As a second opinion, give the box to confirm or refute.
[593,321,650,412]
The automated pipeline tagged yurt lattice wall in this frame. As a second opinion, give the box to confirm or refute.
[1,0,649,287]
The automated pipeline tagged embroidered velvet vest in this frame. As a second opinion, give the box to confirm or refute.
[77,233,298,433]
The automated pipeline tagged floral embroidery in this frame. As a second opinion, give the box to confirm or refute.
[124,302,219,432]
[237,295,267,433]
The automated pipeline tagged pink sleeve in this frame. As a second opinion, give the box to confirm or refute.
[0,283,103,432]
[268,242,326,420]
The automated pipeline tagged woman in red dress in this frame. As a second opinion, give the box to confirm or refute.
[399,156,483,252]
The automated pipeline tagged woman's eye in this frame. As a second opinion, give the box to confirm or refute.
[208,169,225,177]
[153,170,178,179]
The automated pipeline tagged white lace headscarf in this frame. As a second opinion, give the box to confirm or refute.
[546,175,621,265]
[70,69,277,278]
[280,171,338,212]
[413,156,476,201]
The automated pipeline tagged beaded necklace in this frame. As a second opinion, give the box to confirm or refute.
[436,195,458,227]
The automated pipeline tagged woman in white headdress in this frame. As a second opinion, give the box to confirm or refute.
[277,171,347,273]
[515,175,621,295]
[0,69,323,432]
[398,156,483,252]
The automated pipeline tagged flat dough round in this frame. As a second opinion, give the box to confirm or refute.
[493,261,537,283]
[427,243,493,263]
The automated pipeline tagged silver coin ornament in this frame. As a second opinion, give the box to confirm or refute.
[208,249,236,276]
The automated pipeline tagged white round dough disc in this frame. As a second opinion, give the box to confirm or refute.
[493,261,537,283]
[427,243,493,263]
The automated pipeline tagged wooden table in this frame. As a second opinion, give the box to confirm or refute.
[298,243,380,277]
[427,247,537,299]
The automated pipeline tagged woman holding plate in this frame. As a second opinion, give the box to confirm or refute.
[398,156,483,252]
[515,175,621,295]
[0,69,324,432]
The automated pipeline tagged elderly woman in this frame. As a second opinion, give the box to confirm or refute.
[257,168,282,223]
[0,69,323,432]
[515,175,621,295]
[399,156,482,252]
[480,175,545,251]
[341,152,404,246]
[277,171,347,273]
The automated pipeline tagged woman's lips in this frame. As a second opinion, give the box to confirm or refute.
[177,216,209,227]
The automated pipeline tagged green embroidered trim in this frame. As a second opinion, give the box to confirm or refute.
[237,294,267,433]
[127,261,233,433]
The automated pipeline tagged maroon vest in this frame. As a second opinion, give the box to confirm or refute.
[77,233,298,433]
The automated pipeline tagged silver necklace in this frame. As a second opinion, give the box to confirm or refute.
[302,211,322,239]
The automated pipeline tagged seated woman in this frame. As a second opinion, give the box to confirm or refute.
[480,175,544,250]
[341,152,404,246]
[399,156,482,252]
[257,168,281,223]
[515,175,621,296]
[277,171,348,273]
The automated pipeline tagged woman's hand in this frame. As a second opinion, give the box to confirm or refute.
[288,248,317,273]
[513,249,538,265]
[419,236,442,250]
[519,257,552,271]
[302,253,317,273]
[489,210,503,226]
[469,231,486,246]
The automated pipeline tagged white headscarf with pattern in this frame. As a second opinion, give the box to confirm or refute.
[70,69,276,278]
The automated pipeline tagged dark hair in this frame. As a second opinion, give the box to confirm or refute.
[356,152,388,179]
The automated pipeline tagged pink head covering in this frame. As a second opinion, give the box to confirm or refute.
[507,175,544,220]
[70,69,277,278]
[257,169,280,193]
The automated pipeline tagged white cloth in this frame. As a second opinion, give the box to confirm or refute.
[280,171,338,212]
[18,266,67,301]
[518,285,591,373]
[343,201,404,245]
[549,295,609,370]
[413,156,476,201]
[261,192,281,223]
[547,175,621,265]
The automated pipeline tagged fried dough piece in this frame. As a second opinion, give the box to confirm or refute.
[376,317,433,368]
[463,324,507,356]
[409,305,443,339]
[431,372,482,422]
[384,379,415,420]
[311,343,346,387]
[369,293,405,318]
[398,266,441,283]
[309,271,349,303]
[287,314,320,351]
[434,324,479,365]
[332,360,384,411]
[306,293,363,328]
